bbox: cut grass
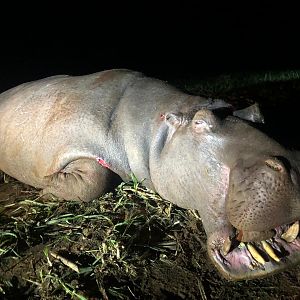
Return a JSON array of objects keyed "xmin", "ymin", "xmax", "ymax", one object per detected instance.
[{"xmin": 0, "ymin": 176, "xmax": 190, "ymax": 299}]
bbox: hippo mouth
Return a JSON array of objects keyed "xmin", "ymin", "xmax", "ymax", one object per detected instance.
[{"xmin": 207, "ymin": 221, "xmax": 300, "ymax": 280}]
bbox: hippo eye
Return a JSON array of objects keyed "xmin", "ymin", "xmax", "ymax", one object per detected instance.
[
  {"xmin": 194, "ymin": 119, "xmax": 210, "ymax": 128},
  {"xmin": 193, "ymin": 119, "xmax": 213, "ymax": 133},
  {"xmin": 192, "ymin": 109, "xmax": 217, "ymax": 133},
  {"xmin": 195, "ymin": 120, "xmax": 206, "ymax": 126}
]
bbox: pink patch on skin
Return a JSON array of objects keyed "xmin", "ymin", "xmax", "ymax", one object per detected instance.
[
  {"xmin": 160, "ymin": 113, "xmax": 165, "ymax": 120},
  {"xmin": 96, "ymin": 157, "xmax": 110, "ymax": 169}
]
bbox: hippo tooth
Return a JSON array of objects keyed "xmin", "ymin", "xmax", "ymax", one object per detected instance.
[
  {"xmin": 221, "ymin": 236, "xmax": 232, "ymax": 256},
  {"xmin": 247, "ymin": 243, "xmax": 266, "ymax": 265},
  {"xmin": 261, "ymin": 241, "xmax": 280, "ymax": 262},
  {"xmin": 281, "ymin": 221, "xmax": 299, "ymax": 243}
]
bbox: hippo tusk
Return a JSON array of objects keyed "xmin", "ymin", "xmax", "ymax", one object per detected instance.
[
  {"xmin": 281, "ymin": 221, "xmax": 299, "ymax": 243},
  {"xmin": 221, "ymin": 236, "xmax": 232, "ymax": 256},
  {"xmin": 261, "ymin": 240, "xmax": 280, "ymax": 262},
  {"xmin": 246, "ymin": 243, "xmax": 266, "ymax": 265}
]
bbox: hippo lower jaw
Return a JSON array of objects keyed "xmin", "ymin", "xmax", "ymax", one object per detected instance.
[{"xmin": 207, "ymin": 221, "xmax": 300, "ymax": 280}]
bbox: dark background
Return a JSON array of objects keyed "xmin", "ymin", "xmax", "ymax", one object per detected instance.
[{"xmin": 0, "ymin": 3, "xmax": 299, "ymax": 90}]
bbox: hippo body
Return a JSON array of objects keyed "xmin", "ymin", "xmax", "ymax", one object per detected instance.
[
  {"xmin": 0, "ymin": 70, "xmax": 197, "ymax": 194},
  {"xmin": 1, "ymin": 69, "xmax": 300, "ymax": 280}
]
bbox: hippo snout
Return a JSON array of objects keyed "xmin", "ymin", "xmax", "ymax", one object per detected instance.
[
  {"xmin": 226, "ymin": 156, "xmax": 300, "ymax": 239},
  {"xmin": 206, "ymin": 155, "xmax": 300, "ymax": 280}
]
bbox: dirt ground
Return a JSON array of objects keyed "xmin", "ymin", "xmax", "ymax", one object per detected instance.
[{"xmin": 1, "ymin": 73, "xmax": 300, "ymax": 299}]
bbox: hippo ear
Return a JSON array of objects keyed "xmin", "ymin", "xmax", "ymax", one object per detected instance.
[
  {"xmin": 164, "ymin": 112, "xmax": 184, "ymax": 128},
  {"xmin": 233, "ymin": 103, "xmax": 265, "ymax": 124},
  {"xmin": 163, "ymin": 112, "xmax": 185, "ymax": 143},
  {"xmin": 192, "ymin": 109, "xmax": 217, "ymax": 133}
]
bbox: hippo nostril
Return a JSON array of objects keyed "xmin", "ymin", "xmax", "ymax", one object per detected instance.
[{"xmin": 265, "ymin": 158, "xmax": 285, "ymax": 172}]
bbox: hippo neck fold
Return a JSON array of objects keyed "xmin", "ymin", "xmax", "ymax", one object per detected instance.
[
  {"xmin": 108, "ymin": 76, "xmax": 233, "ymax": 235},
  {"xmin": 147, "ymin": 112, "xmax": 232, "ymax": 235},
  {"xmin": 111, "ymin": 77, "xmax": 205, "ymax": 188}
]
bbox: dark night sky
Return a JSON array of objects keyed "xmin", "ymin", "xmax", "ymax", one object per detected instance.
[{"xmin": 0, "ymin": 3, "xmax": 299, "ymax": 90}]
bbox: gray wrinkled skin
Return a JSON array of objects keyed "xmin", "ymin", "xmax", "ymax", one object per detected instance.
[{"xmin": 1, "ymin": 69, "xmax": 300, "ymax": 280}]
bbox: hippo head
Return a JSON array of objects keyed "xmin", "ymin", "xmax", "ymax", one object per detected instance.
[{"xmin": 150, "ymin": 103, "xmax": 300, "ymax": 280}]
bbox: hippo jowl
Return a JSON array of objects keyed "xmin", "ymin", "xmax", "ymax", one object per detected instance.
[{"xmin": 0, "ymin": 69, "xmax": 300, "ymax": 280}]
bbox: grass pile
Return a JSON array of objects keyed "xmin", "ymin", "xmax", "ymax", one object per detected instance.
[{"xmin": 0, "ymin": 174, "xmax": 204, "ymax": 299}]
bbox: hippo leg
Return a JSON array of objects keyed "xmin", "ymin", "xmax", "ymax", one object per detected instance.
[{"xmin": 42, "ymin": 158, "xmax": 118, "ymax": 201}]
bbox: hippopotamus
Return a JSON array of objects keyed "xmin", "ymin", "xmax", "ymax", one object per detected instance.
[{"xmin": 0, "ymin": 69, "xmax": 300, "ymax": 280}]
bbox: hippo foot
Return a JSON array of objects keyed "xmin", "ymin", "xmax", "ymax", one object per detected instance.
[
  {"xmin": 208, "ymin": 221, "xmax": 300, "ymax": 280},
  {"xmin": 42, "ymin": 158, "xmax": 117, "ymax": 201}
]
